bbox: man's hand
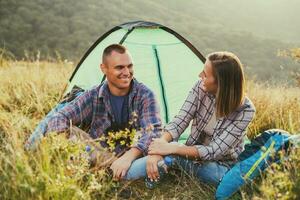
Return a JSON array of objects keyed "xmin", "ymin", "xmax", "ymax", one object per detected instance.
[
  {"xmin": 109, "ymin": 147, "xmax": 142, "ymax": 181},
  {"xmin": 146, "ymin": 154, "xmax": 164, "ymax": 181},
  {"xmin": 110, "ymin": 155, "xmax": 132, "ymax": 180}
]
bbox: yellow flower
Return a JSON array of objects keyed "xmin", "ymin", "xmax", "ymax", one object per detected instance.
[
  {"xmin": 115, "ymin": 132, "xmax": 122, "ymax": 139},
  {"xmin": 108, "ymin": 132, "xmax": 114, "ymax": 138},
  {"xmin": 99, "ymin": 136, "xmax": 106, "ymax": 141}
]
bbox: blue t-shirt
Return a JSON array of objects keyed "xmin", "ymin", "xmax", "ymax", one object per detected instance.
[{"xmin": 109, "ymin": 93, "xmax": 129, "ymax": 125}]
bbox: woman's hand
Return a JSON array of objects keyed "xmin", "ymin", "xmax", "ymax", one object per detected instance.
[
  {"xmin": 149, "ymin": 139, "xmax": 199, "ymax": 159},
  {"xmin": 148, "ymin": 138, "xmax": 178, "ymax": 155},
  {"xmin": 146, "ymin": 154, "xmax": 164, "ymax": 181}
]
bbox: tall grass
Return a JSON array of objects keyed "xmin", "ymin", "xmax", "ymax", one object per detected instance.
[
  {"xmin": 0, "ymin": 59, "xmax": 299, "ymax": 199},
  {"xmin": 246, "ymin": 80, "xmax": 300, "ymax": 137}
]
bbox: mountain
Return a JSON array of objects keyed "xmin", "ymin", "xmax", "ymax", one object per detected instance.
[{"xmin": 0, "ymin": 0, "xmax": 299, "ymax": 83}]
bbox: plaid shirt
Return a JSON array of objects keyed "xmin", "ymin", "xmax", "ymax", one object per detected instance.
[
  {"xmin": 165, "ymin": 79, "xmax": 256, "ymax": 166},
  {"xmin": 45, "ymin": 79, "xmax": 162, "ymax": 155}
]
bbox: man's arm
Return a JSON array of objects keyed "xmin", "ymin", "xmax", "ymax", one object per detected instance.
[
  {"xmin": 132, "ymin": 89, "xmax": 162, "ymax": 155},
  {"xmin": 133, "ymin": 88, "xmax": 164, "ymax": 181},
  {"xmin": 111, "ymin": 87, "xmax": 162, "ymax": 180},
  {"xmin": 110, "ymin": 85, "xmax": 162, "ymax": 180},
  {"xmin": 25, "ymin": 90, "xmax": 95, "ymax": 150},
  {"xmin": 110, "ymin": 147, "xmax": 142, "ymax": 180},
  {"xmin": 46, "ymin": 89, "xmax": 94, "ymax": 134}
]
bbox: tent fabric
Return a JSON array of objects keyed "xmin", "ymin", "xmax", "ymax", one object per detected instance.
[{"xmin": 65, "ymin": 21, "xmax": 205, "ymax": 142}]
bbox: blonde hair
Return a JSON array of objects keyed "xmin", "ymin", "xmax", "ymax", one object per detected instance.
[{"xmin": 207, "ymin": 51, "xmax": 245, "ymax": 118}]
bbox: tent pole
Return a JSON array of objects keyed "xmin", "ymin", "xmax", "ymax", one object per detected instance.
[{"xmin": 152, "ymin": 45, "xmax": 169, "ymax": 123}]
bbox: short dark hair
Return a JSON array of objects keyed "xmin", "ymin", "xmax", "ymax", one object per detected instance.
[{"xmin": 102, "ymin": 44, "xmax": 127, "ymax": 63}]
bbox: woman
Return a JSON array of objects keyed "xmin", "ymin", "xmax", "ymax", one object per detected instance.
[{"xmin": 125, "ymin": 51, "xmax": 256, "ymax": 185}]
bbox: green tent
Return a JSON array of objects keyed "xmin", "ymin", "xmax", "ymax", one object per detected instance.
[{"xmin": 65, "ymin": 21, "xmax": 205, "ymax": 142}]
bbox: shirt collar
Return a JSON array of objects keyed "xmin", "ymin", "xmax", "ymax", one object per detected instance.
[{"xmin": 206, "ymin": 92, "xmax": 215, "ymax": 101}]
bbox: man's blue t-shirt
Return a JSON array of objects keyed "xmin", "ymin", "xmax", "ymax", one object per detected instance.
[{"xmin": 109, "ymin": 93, "xmax": 129, "ymax": 125}]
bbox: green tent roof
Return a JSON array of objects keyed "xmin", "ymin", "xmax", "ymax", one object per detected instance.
[{"xmin": 66, "ymin": 21, "xmax": 205, "ymax": 143}]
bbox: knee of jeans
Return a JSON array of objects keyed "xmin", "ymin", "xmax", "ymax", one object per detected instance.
[
  {"xmin": 197, "ymin": 162, "xmax": 228, "ymax": 185},
  {"xmin": 172, "ymin": 156, "xmax": 196, "ymax": 174},
  {"xmin": 123, "ymin": 156, "xmax": 148, "ymax": 180},
  {"xmin": 123, "ymin": 170, "xmax": 134, "ymax": 181},
  {"xmin": 123, "ymin": 166, "xmax": 140, "ymax": 181}
]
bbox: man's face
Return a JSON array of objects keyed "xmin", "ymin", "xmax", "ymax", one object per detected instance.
[
  {"xmin": 198, "ymin": 60, "xmax": 218, "ymax": 94},
  {"xmin": 101, "ymin": 51, "xmax": 134, "ymax": 92}
]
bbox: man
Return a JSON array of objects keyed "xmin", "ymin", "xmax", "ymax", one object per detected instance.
[{"xmin": 26, "ymin": 44, "xmax": 162, "ymax": 180}]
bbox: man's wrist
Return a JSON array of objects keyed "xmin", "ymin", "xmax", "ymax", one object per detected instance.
[
  {"xmin": 161, "ymin": 131, "xmax": 173, "ymax": 142},
  {"xmin": 123, "ymin": 147, "xmax": 142, "ymax": 161}
]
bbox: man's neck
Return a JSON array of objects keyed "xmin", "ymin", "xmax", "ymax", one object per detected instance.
[{"xmin": 107, "ymin": 84, "xmax": 130, "ymax": 96}]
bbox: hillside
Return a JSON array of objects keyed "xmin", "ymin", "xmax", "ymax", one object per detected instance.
[{"xmin": 0, "ymin": 0, "xmax": 300, "ymax": 83}]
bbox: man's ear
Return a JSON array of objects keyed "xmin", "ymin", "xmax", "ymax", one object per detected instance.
[{"xmin": 100, "ymin": 63, "xmax": 107, "ymax": 74}]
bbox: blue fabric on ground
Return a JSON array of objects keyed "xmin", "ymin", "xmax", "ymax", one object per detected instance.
[{"xmin": 215, "ymin": 129, "xmax": 290, "ymax": 200}]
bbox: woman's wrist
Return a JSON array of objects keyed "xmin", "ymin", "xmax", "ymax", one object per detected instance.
[
  {"xmin": 170, "ymin": 142, "xmax": 182, "ymax": 154},
  {"xmin": 170, "ymin": 144, "xmax": 199, "ymax": 158}
]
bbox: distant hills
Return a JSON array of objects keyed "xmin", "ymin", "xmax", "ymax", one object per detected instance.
[{"xmin": 1, "ymin": 0, "xmax": 299, "ymax": 84}]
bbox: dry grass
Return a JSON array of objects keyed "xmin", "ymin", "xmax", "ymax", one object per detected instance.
[
  {"xmin": 246, "ymin": 80, "xmax": 300, "ymax": 137},
  {"xmin": 0, "ymin": 60, "xmax": 299, "ymax": 200}
]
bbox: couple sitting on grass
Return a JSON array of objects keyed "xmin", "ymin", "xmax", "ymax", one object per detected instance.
[{"xmin": 26, "ymin": 44, "xmax": 256, "ymax": 186}]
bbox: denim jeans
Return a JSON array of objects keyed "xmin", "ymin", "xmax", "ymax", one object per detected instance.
[{"xmin": 125, "ymin": 155, "xmax": 229, "ymax": 186}]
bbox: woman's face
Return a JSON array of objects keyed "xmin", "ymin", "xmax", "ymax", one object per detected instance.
[{"xmin": 199, "ymin": 60, "xmax": 218, "ymax": 94}]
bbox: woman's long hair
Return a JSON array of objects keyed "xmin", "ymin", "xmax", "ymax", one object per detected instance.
[{"xmin": 207, "ymin": 52, "xmax": 245, "ymax": 118}]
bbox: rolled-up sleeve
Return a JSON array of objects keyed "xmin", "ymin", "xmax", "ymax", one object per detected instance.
[
  {"xmin": 46, "ymin": 90, "xmax": 93, "ymax": 134},
  {"xmin": 132, "ymin": 90, "xmax": 162, "ymax": 155},
  {"xmin": 196, "ymin": 107, "xmax": 255, "ymax": 161}
]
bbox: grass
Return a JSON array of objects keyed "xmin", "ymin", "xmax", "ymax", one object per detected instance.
[{"xmin": 0, "ymin": 59, "xmax": 299, "ymax": 199}]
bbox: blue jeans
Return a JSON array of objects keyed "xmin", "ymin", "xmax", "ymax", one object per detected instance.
[{"xmin": 125, "ymin": 155, "xmax": 229, "ymax": 186}]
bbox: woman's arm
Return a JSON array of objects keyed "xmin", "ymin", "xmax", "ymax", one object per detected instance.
[
  {"xmin": 146, "ymin": 131, "xmax": 172, "ymax": 181},
  {"xmin": 195, "ymin": 106, "xmax": 255, "ymax": 161},
  {"xmin": 146, "ymin": 81, "xmax": 202, "ymax": 180},
  {"xmin": 163, "ymin": 81, "xmax": 202, "ymax": 141},
  {"xmin": 149, "ymin": 101, "xmax": 256, "ymax": 161},
  {"xmin": 148, "ymin": 137, "xmax": 199, "ymax": 159}
]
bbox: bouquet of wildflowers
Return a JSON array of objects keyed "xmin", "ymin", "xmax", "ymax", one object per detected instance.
[
  {"xmin": 99, "ymin": 112, "xmax": 142, "ymax": 156},
  {"xmin": 68, "ymin": 112, "xmax": 145, "ymax": 170}
]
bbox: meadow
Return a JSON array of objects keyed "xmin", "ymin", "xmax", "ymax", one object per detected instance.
[{"xmin": 0, "ymin": 58, "xmax": 299, "ymax": 200}]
